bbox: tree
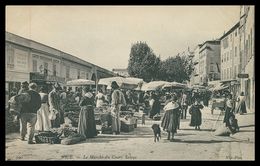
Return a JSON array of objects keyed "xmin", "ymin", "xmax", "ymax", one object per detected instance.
[
  {"xmin": 127, "ymin": 42, "xmax": 160, "ymax": 82},
  {"xmin": 159, "ymin": 55, "xmax": 194, "ymax": 83}
]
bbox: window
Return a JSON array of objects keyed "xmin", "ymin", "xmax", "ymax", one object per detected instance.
[
  {"xmin": 230, "ymin": 68, "xmax": 232, "ymax": 79},
  {"xmin": 33, "ymin": 60, "xmax": 37, "ymax": 72},
  {"xmin": 6, "ymin": 47, "xmax": 14, "ymax": 69},
  {"xmin": 210, "ymin": 65, "xmax": 214, "ymax": 72},
  {"xmin": 227, "ymin": 52, "xmax": 229, "ymax": 61},
  {"xmin": 235, "ymin": 47, "xmax": 237, "ymax": 57},
  {"xmin": 251, "ymin": 28, "xmax": 253, "ymax": 58},
  {"xmin": 227, "ymin": 68, "xmax": 229, "ymax": 79},
  {"xmin": 223, "ymin": 69, "xmax": 227, "ymax": 80},
  {"xmin": 44, "ymin": 62, "xmax": 48, "ymax": 75},
  {"xmin": 86, "ymin": 73, "xmax": 89, "ymax": 79},
  {"xmin": 66, "ymin": 66, "xmax": 70, "ymax": 78},
  {"xmin": 224, "ymin": 53, "xmax": 226, "ymax": 62},
  {"xmin": 77, "ymin": 69, "xmax": 80, "ymax": 79},
  {"xmin": 235, "ymin": 30, "xmax": 237, "ymax": 37},
  {"xmin": 53, "ymin": 63, "xmax": 56, "ymax": 76},
  {"xmin": 234, "ymin": 66, "xmax": 237, "ymax": 78},
  {"xmin": 223, "ymin": 37, "xmax": 228, "ymax": 49}
]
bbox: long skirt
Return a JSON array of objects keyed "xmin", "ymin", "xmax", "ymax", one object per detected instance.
[
  {"xmin": 190, "ymin": 110, "xmax": 202, "ymax": 126},
  {"xmin": 35, "ymin": 103, "xmax": 51, "ymax": 131},
  {"xmin": 77, "ymin": 106, "xmax": 97, "ymax": 138},
  {"xmin": 236, "ymin": 101, "xmax": 247, "ymax": 114},
  {"xmin": 111, "ymin": 106, "xmax": 121, "ymax": 133},
  {"xmin": 223, "ymin": 107, "xmax": 233, "ymax": 127},
  {"xmin": 161, "ymin": 109, "xmax": 179, "ymax": 133}
]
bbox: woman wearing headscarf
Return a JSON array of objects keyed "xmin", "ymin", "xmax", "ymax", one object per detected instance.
[
  {"xmin": 110, "ymin": 81, "xmax": 126, "ymax": 135},
  {"xmin": 235, "ymin": 92, "xmax": 247, "ymax": 115},
  {"xmin": 35, "ymin": 86, "xmax": 51, "ymax": 131},
  {"xmin": 95, "ymin": 89, "xmax": 105, "ymax": 108},
  {"xmin": 161, "ymin": 95, "xmax": 180, "ymax": 142},
  {"xmin": 78, "ymin": 86, "xmax": 97, "ymax": 138}
]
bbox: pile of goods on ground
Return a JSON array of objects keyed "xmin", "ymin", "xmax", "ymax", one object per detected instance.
[
  {"xmin": 5, "ymin": 108, "xmax": 20, "ymax": 134},
  {"xmin": 34, "ymin": 126, "xmax": 85, "ymax": 145},
  {"xmin": 64, "ymin": 111, "xmax": 80, "ymax": 127}
]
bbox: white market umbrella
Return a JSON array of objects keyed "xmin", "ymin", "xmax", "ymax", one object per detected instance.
[
  {"xmin": 163, "ymin": 81, "xmax": 187, "ymax": 89},
  {"xmin": 66, "ymin": 79, "xmax": 95, "ymax": 86},
  {"xmin": 141, "ymin": 81, "xmax": 169, "ymax": 91},
  {"xmin": 98, "ymin": 77, "xmax": 139, "ymax": 90}
]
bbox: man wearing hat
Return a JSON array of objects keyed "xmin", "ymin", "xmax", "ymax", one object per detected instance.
[
  {"xmin": 48, "ymin": 82, "xmax": 63, "ymax": 128},
  {"xmin": 110, "ymin": 81, "xmax": 126, "ymax": 135},
  {"xmin": 19, "ymin": 82, "xmax": 41, "ymax": 144},
  {"xmin": 18, "ymin": 81, "xmax": 29, "ymax": 94}
]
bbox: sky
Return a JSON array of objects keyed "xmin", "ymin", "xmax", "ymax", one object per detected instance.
[{"xmin": 6, "ymin": 6, "xmax": 241, "ymax": 71}]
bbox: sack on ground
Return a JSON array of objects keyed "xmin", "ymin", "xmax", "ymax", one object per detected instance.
[
  {"xmin": 61, "ymin": 133, "xmax": 86, "ymax": 145},
  {"xmin": 214, "ymin": 125, "xmax": 231, "ymax": 136}
]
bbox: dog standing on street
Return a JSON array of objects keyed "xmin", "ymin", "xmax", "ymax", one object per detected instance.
[{"xmin": 151, "ymin": 124, "xmax": 161, "ymax": 142}]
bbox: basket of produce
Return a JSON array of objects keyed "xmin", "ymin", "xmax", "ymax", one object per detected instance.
[
  {"xmin": 64, "ymin": 111, "xmax": 79, "ymax": 127},
  {"xmin": 153, "ymin": 114, "xmax": 161, "ymax": 121},
  {"xmin": 34, "ymin": 131, "xmax": 62, "ymax": 144}
]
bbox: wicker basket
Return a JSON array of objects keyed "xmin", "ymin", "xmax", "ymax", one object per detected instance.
[{"xmin": 35, "ymin": 131, "xmax": 61, "ymax": 144}]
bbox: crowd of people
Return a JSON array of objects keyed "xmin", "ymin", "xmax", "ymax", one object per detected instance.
[{"xmin": 7, "ymin": 80, "xmax": 247, "ymax": 144}]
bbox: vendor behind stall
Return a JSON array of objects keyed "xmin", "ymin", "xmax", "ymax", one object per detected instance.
[{"xmin": 110, "ymin": 81, "xmax": 126, "ymax": 135}]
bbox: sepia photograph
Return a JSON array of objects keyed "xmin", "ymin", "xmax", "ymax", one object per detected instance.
[{"xmin": 5, "ymin": 5, "xmax": 255, "ymax": 160}]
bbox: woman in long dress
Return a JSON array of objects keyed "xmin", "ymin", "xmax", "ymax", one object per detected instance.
[
  {"xmin": 161, "ymin": 95, "xmax": 180, "ymax": 142},
  {"xmin": 235, "ymin": 92, "xmax": 247, "ymax": 115},
  {"xmin": 35, "ymin": 87, "xmax": 51, "ymax": 131},
  {"xmin": 77, "ymin": 86, "xmax": 97, "ymax": 138},
  {"xmin": 189, "ymin": 98, "xmax": 203, "ymax": 130}
]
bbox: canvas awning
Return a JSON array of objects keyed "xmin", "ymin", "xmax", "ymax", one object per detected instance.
[{"xmin": 66, "ymin": 79, "xmax": 95, "ymax": 86}]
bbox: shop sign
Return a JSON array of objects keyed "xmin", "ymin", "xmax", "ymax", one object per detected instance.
[{"xmin": 238, "ymin": 74, "xmax": 249, "ymax": 78}]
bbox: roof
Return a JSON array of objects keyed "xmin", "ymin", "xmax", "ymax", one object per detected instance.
[
  {"xmin": 219, "ymin": 22, "xmax": 240, "ymax": 40},
  {"xmin": 6, "ymin": 31, "xmax": 114, "ymax": 75}
]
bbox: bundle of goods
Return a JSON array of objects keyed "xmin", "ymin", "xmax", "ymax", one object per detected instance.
[
  {"xmin": 34, "ymin": 131, "xmax": 62, "ymax": 144},
  {"xmin": 100, "ymin": 114, "xmax": 113, "ymax": 134},
  {"xmin": 8, "ymin": 93, "xmax": 31, "ymax": 122},
  {"xmin": 64, "ymin": 102, "xmax": 81, "ymax": 112},
  {"xmin": 153, "ymin": 114, "xmax": 162, "ymax": 121},
  {"xmin": 63, "ymin": 126, "xmax": 78, "ymax": 137},
  {"xmin": 61, "ymin": 133, "xmax": 86, "ymax": 145},
  {"xmin": 64, "ymin": 111, "xmax": 80, "ymax": 127},
  {"xmin": 120, "ymin": 114, "xmax": 137, "ymax": 132}
]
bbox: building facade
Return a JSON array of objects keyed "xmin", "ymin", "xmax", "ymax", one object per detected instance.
[
  {"xmin": 220, "ymin": 22, "xmax": 240, "ymax": 81},
  {"xmin": 5, "ymin": 32, "xmax": 115, "ymax": 100},
  {"xmin": 198, "ymin": 40, "xmax": 221, "ymax": 85},
  {"xmin": 239, "ymin": 6, "xmax": 255, "ymax": 112},
  {"xmin": 190, "ymin": 45, "xmax": 201, "ymax": 86}
]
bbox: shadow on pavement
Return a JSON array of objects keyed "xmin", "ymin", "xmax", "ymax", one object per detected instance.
[
  {"xmin": 170, "ymin": 139, "xmax": 241, "ymax": 144},
  {"xmin": 180, "ymin": 128, "xmax": 214, "ymax": 132},
  {"xmin": 239, "ymin": 124, "xmax": 255, "ymax": 128}
]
